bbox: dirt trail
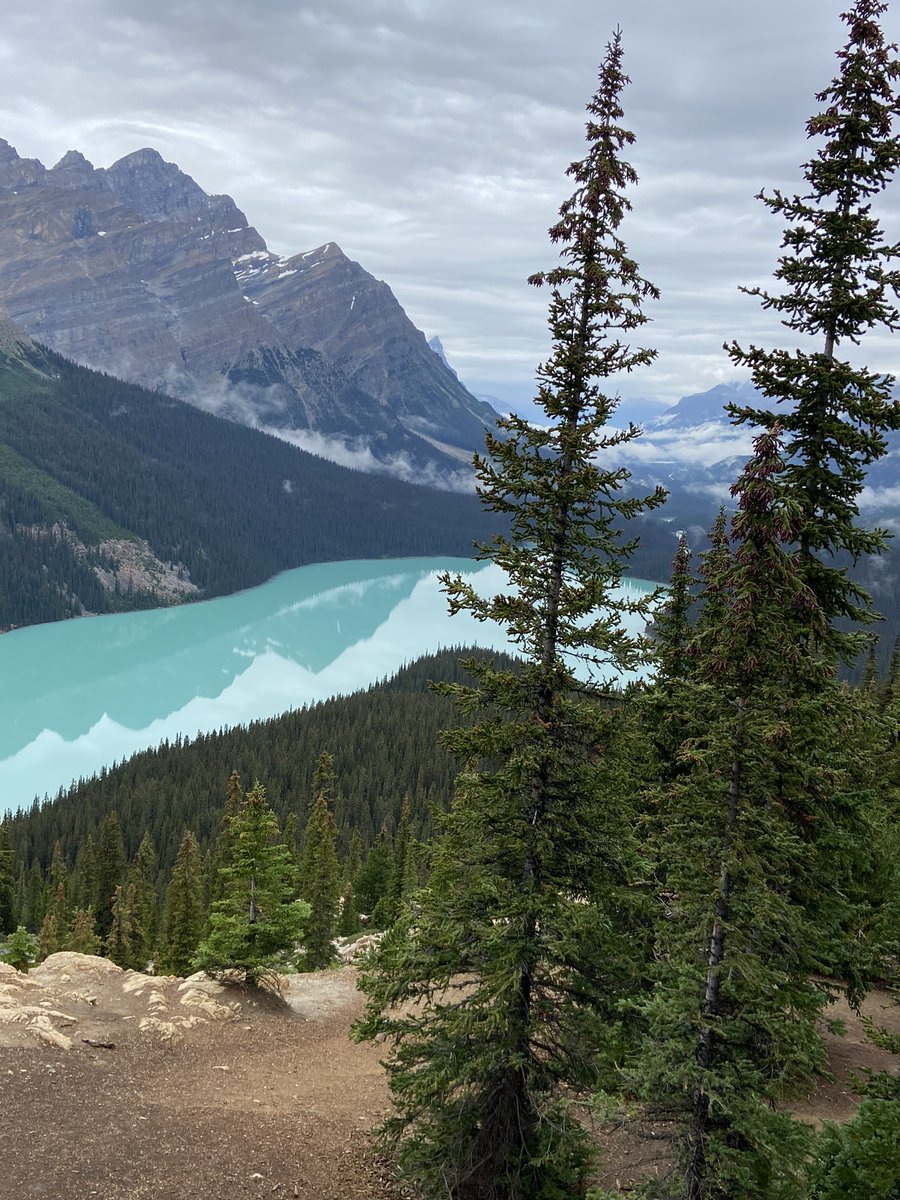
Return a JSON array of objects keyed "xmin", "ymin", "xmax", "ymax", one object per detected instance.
[
  {"xmin": 0, "ymin": 964, "xmax": 392, "ymax": 1200},
  {"xmin": 0, "ymin": 954, "xmax": 897, "ymax": 1199}
]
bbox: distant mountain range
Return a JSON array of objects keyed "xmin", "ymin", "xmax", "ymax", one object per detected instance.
[
  {"xmin": 0, "ymin": 140, "xmax": 498, "ymax": 481},
  {"xmin": 611, "ymin": 380, "xmax": 900, "ymax": 539}
]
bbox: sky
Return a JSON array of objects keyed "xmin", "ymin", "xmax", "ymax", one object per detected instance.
[{"xmin": 2, "ymin": 1, "xmax": 899, "ymax": 412}]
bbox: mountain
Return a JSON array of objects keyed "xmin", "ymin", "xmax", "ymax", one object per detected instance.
[
  {"xmin": 0, "ymin": 140, "xmax": 498, "ymax": 479},
  {"xmin": 622, "ymin": 378, "xmax": 900, "ymax": 530},
  {"xmin": 613, "ymin": 379, "xmax": 900, "ymax": 658},
  {"xmin": 0, "ymin": 316, "xmax": 502, "ymax": 630}
]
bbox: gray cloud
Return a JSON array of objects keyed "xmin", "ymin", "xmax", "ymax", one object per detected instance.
[
  {"xmin": 264, "ymin": 425, "xmax": 476, "ymax": 493},
  {"xmin": 3, "ymin": 1, "xmax": 898, "ymax": 411}
]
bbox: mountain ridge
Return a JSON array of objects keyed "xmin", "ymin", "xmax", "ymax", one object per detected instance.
[
  {"xmin": 0, "ymin": 139, "xmax": 498, "ymax": 481},
  {"xmin": 0, "ymin": 316, "xmax": 503, "ymax": 630}
]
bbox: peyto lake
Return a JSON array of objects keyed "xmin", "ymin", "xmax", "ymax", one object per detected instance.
[{"xmin": 0, "ymin": 557, "xmax": 659, "ymax": 815}]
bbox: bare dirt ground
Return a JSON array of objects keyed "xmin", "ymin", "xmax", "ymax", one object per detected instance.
[
  {"xmin": 0, "ymin": 956, "xmax": 393, "ymax": 1200},
  {"xmin": 0, "ymin": 954, "xmax": 897, "ymax": 1200}
]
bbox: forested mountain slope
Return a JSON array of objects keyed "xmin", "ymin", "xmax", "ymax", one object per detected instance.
[{"xmin": 0, "ymin": 328, "xmax": 502, "ymax": 629}]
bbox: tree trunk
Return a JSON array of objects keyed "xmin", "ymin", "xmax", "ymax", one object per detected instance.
[{"xmin": 684, "ymin": 696, "xmax": 745, "ymax": 1200}]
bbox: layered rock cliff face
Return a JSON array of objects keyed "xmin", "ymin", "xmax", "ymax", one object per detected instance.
[{"xmin": 0, "ymin": 140, "xmax": 497, "ymax": 474}]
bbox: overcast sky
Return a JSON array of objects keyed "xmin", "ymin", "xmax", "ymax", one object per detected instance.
[{"xmin": 3, "ymin": 1, "xmax": 899, "ymax": 411}]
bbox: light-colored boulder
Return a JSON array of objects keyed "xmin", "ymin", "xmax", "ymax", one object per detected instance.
[{"xmin": 178, "ymin": 987, "xmax": 235, "ymax": 1021}]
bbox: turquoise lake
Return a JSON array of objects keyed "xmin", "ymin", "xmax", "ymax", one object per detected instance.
[{"xmin": 0, "ymin": 557, "xmax": 658, "ymax": 815}]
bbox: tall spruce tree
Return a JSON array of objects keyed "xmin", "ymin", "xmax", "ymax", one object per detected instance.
[
  {"xmin": 722, "ymin": 0, "xmax": 900, "ymax": 992},
  {"xmin": 158, "ymin": 829, "xmax": 205, "ymax": 976},
  {"xmin": 66, "ymin": 908, "xmax": 100, "ymax": 956},
  {"xmin": 128, "ymin": 832, "xmax": 159, "ymax": 966},
  {"xmin": 93, "ymin": 811, "xmax": 127, "ymax": 939},
  {"xmin": 356, "ymin": 31, "xmax": 664, "ymax": 1200},
  {"xmin": 0, "ymin": 820, "xmax": 16, "ymax": 934},
  {"xmin": 299, "ymin": 755, "xmax": 341, "ymax": 969},
  {"xmin": 727, "ymin": 0, "xmax": 900, "ymax": 664},
  {"xmin": 639, "ymin": 430, "xmax": 876, "ymax": 1199},
  {"xmin": 194, "ymin": 783, "xmax": 309, "ymax": 986}
]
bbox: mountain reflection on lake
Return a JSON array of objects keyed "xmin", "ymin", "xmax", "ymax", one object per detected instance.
[{"xmin": 0, "ymin": 557, "xmax": 658, "ymax": 814}]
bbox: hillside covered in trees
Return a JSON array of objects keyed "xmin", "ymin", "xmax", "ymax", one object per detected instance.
[{"xmin": 0, "ymin": 328, "xmax": 506, "ymax": 629}]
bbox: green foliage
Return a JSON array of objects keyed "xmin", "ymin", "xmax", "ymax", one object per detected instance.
[
  {"xmin": 651, "ymin": 534, "xmax": 693, "ymax": 687},
  {"xmin": 337, "ymin": 882, "xmax": 361, "ymax": 938},
  {"xmin": 66, "ymin": 909, "xmax": 100, "ymax": 956},
  {"xmin": 194, "ymin": 783, "xmax": 309, "ymax": 986},
  {"xmin": 93, "ymin": 811, "xmax": 127, "ymax": 940},
  {"xmin": 357, "ymin": 33, "xmax": 664, "ymax": 1199},
  {"xmin": 626, "ymin": 12, "xmax": 900, "ymax": 1193},
  {"xmin": 21, "ymin": 861, "xmax": 45, "ymax": 932},
  {"xmin": 355, "ymin": 828, "xmax": 394, "ymax": 918},
  {"xmin": 4, "ymin": 924, "xmax": 39, "ymax": 972},
  {"xmin": 37, "ymin": 912, "xmax": 63, "ymax": 960},
  {"xmin": 371, "ymin": 796, "xmax": 414, "ymax": 929},
  {"xmin": 638, "ymin": 431, "xmax": 877, "ymax": 1199},
  {"xmin": 0, "ymin": 441, "xmax": 130, "ymax": 544},
  {"xmin": 727, "ymin": 0, "xmax": 900, "ymax": 665},
  {"xmin": 158, "ymin": 829, "xmax": 205, "ymax": 976},
  {"xmin": 127, "ymin": 833, "xmax": 160, "ymax": 967},
  {"xmin": 6, "ymin": 649, "xmax": 501, "ymax": 888},
  {"xmin": 105, "ymin": 883, "xmax": 145, "ymax": 970},
  {"xmin": 811, "ymin": 1100, "xmax": 900, "ymax": 1199},
  {"xmin": 0, "ymin": 341, "xmax": 503, "ymax": 630},
  {"xmin": 0, "ymin": 821, "xmax": 16, "ymax": 934},
  {"xmin": 299, "ymin": 754, "xmax": 341, "ymax": 969}
]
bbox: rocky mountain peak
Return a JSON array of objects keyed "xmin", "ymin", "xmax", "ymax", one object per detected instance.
[
  {"xmin": 99, "ymin": 148, "xmax": 215, "ymax": 223},
  {"xmin": 47, "ymin": 149, "xmax": 102, "ymax": 191},
  {"xmin": 0, "ymin": 138, "xmax": 499, "ymax": 478},
  {"xmin": 52, "ymin": 149, "xmax": 94, "ymax": 170},
  {"xmin": 0, "ymin": 139, "xmax": 46, "ymax": 190}
]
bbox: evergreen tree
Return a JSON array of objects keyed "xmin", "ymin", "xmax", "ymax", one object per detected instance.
[
  {"xmin": 21, "ymin": 862, "xmax": 45, "ymax": 932},
  {"xmin": 93, "ymin": 811, "xmax": 127, "ymax": 939},
  {"xmin": 651, "ymin": 534, "xmax": 694, "ymax": 687},
  {"xmin": 356, "ymin": 32, "xmax": 664, "ymax": 1200},
  {"xmin": 37, "ymin": 912, "xmax": 64, "ymax": 960},
  {"xmin": 70, "ymin": 832, "xmax": 97, "ymax": 913},
  {"xmin": 337, "ymin": 881, "xmax": 362, "ymax": 938},
  {"xmin": 14, "ymin": 863, "xmax": 26, "ymax": 926},
  {"xmin": 49, "ymin": 890, "xmax": 72, "ymax": 946},
  {"xmin": 354, "ymin": 826, "xmax": 394, "ymax": 917},
  {"xmin": 343, "ymin": 829, "xmax": 364, "ymax": 886},
  {"xmin": 299, "ymin": 755, "xmax": 341, "ymax": 969},
  {"xmin": 209, "ymin": 771, "xmax": 245, "ymax": 908},
  {"xmin": 105, "ymin": 883, "xmax": 142, "ymax": 969},
  {"xmin": 639, "ymin": 429, "xmax": 864, "ymax": 1199},
  {"xmin": 281, "ymin": 812, "xmax": 300, "ymax": 891},
  {"xmin": 128, "ymin": 832, "xmax": 159, "ymax": 967},
  {"xmin": 0, "ymin": 820, "xmax": 16, "ymax": 934},
  {"xmin": 158, "ymin": 829, "xmax": 205, "ymax": 976},
  {"xmin": 727, "ymin": 0, "xmax": 900, "ymax": 665},
  {"xmin": 47, "ymin": 841, "xmax": 70, "ymax": 939},
  {"xmin": 372, "ymin": 796, "xmax": 415, "ymax": 928},
  {"xmin": 723, "ymin": 0, "xmax": 900, "ymax": 991},
  {"xmin": 66, "ymin": 908, "xmax": 101, "ymax": 956},
  {"xmin": 194, "ymin": 783, "xmax": 309, "ymax": 986},
  {"xmin": 310, "ymin": 751, "xmax": 336, "ymax": 816},
  {"xmin": 643, "ymin": 535, "xmax": 696, "ymax": 796}
]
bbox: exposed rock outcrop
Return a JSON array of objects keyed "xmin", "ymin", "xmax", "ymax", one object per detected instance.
[{"xmin": 0, "ymin": 953, "xmax": 239, "ymax": 1050}]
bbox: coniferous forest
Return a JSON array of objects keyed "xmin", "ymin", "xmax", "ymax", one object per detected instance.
[
  {"xmin": 3, "ymin": 3, "xmax": 900, "ymax": 1198},
  {"xmin": 0, "ymin": 339, "xmax": 508, "ymax": 629}
]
